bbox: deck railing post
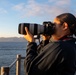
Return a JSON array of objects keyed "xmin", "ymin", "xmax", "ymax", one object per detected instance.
[
  {"xmin": 1, "ymin": 54, "xmax": 25, "ymax": 75},
  {"xmin": 16, "ymin": 55, "xmax": 21, "ymax": 75},
  {"xmin": 1, "ymin": 66, "xmax": 9, "ymax": 75}
]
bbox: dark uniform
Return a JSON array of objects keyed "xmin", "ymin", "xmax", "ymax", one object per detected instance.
[{"xmin": 24, "ymin": 37, "xmax": 76, "ymax": 75}]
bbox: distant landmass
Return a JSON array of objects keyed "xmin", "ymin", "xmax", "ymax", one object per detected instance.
[
  {"xmin": 0, "ymin": 37, "xmax": 26, "ymax": 42},
  {"xmin": 1, "ymin": 36, "xmax": 75, "ymax": 42}
]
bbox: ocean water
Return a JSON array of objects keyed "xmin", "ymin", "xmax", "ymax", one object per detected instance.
[{"xmin": 0, "ymin": 42, "xmax": 27, "ymax": 75}]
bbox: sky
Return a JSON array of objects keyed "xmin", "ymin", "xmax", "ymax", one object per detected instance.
[{"xmin": 0, "ymin": 0, "xmax": 76, "ymax": 37}]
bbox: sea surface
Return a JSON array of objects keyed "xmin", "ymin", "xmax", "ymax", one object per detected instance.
[{"xmin": 0, "ymin": 42, "xmax": 27, "ymax": 75}]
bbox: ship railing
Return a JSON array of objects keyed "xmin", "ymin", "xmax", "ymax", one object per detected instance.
[{"xmin": 0, "ymin": 54, "xmax": 25, "ymax": 75}]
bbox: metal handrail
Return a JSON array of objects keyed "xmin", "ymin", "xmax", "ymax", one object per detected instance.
[
  {"xmin": 0, "ymin": 54, "xmax": 25, "ymax": 75},
  {"xmin": 9, "ymin": 59, "xmax": 18, "ymax": 69}
]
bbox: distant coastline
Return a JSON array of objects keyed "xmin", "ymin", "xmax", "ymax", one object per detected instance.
[{"xmin": 0, "ymin": 37, "xmax": 26, "ymax": 42}]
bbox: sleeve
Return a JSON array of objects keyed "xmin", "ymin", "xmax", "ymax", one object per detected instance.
[
  {"xmin": 24, "ymin": 42, "xmax": 37, "ymax": 74},
  {"xmin": 24, "ymin": 40, "xmax": 49, "ymax": 74}
]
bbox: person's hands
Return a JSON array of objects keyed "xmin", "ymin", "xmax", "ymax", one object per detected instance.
[
  {"xmin": 41, "ymin": 35, "xmax": 50, "ymax": 41},
  {"xmin": 24, "ymin": 27, "xmax": 35, "ymax": 42}
]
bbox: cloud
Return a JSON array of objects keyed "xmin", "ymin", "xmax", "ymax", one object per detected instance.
[
  {"xmin": 12, "ymin": 0, "xmax": 43, "ymax": 17},
  {"xmin": 12, "ymin": 3, "xmax": 25, "ymax": 11},
  {"xmin": 0, "ymin": 8, "xmax": 7, "ymax": 14},
  {"xmin": 48, "ymin": 0, "xmax": 70, "ymax": 4},
  {"xmin": 12, "ymin": 0, "xmax": 76, "ymax": 18}
]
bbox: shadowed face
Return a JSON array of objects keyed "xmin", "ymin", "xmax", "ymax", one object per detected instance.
[
  {"xmin": 53, "ymin": 18, "xmax": 64, "ymax": 36},
  {"xmin": 52, "ymin": 18, "xmax": 70, "ymax": 40}
]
